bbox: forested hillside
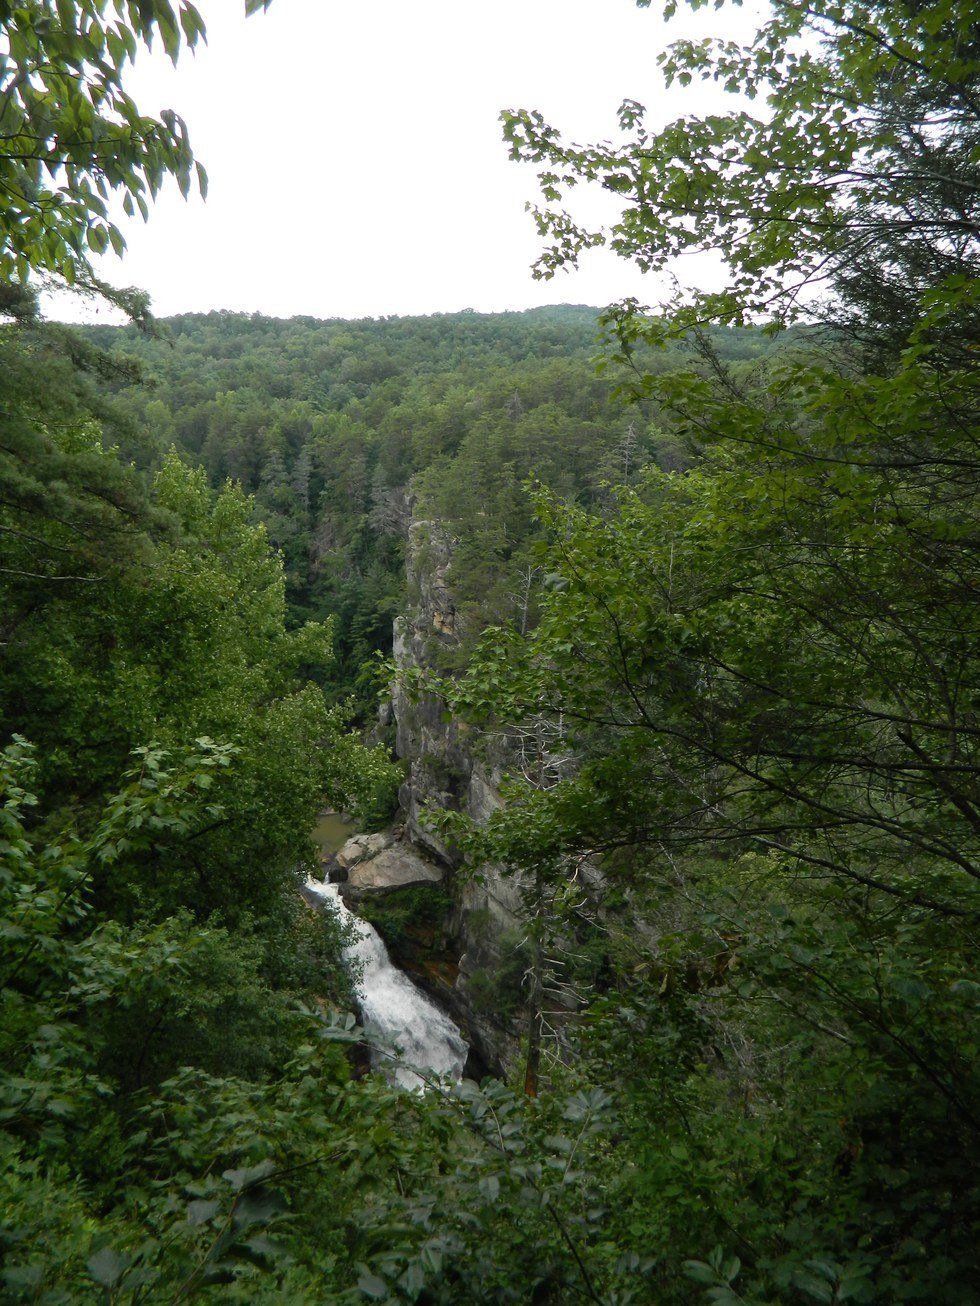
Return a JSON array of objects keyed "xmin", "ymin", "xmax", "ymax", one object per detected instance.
[
  {"xmin": 1, "ymin": 0, "xmax": 978, "ymax": 1303},
  {"xmin": 86, "ymin": 308, "xmax": 773, "ymax": 695}
]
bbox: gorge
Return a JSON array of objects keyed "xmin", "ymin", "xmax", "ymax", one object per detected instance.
[{"xmin": 3, "ymin": 0, "xmax": 978, "ymax": 1284}]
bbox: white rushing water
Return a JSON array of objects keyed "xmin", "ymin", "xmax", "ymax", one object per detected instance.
[{"xmin": 305, "ymin": 879, "xmax": 468, "ymax": 1091}]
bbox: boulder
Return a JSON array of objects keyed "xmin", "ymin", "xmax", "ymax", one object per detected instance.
[
  {"xmin": 326, "ymin": 860, "xmax": 348, "ymax": 884},
  {"xmin": 335, "ymin": 831, "xmax": 392, "ymax": 871},
  {"xmin": 346, "ymin": 844, "xmax": 444, "ymax": 894}
]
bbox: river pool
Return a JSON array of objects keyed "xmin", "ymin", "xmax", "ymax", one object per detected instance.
[{"xmin": 312, "ymin": 809, "xmax": 356, "ymax": 856}]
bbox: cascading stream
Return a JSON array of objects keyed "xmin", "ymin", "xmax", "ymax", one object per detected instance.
[{"xmin": 305, "ymin": 878, "xmax": 468, "ymax": 1091}]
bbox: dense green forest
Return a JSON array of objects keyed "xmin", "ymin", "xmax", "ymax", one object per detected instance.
[
  {"xmin": 83, "ymin": 308, "xmax": 774, "ymax": 697},
  {"xmin": 1, "ymin": 0, "xmax": 978, "ymax": 1303}
]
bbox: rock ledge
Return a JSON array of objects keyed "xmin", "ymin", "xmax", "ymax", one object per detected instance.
[{"xmin": 345, "ymin": 843, "xmax": 444, "ymax": 897}]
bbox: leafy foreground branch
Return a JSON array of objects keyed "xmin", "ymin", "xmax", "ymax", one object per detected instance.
[
  {"xmin": 0, "ymin": 737, "xmax": 644, "ymax": 1303},
  {"xmin": 425, "ymin": 0, "xmax": 980, "ymax": 1299}
]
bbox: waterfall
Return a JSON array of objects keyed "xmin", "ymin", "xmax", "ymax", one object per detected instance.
[{"xmin": 305, "ymin": 879, "xmax": 468, "ymax": 1091}]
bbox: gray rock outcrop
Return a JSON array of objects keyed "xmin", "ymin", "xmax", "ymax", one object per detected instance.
[
  {"xmin": 346, "ymin": 844, "xmax": 444, "ymax": 896},
  {"xmin": 336, "ymin": 831, "xmax": 392, "ymax": 871},
  {"xmin": 389, "ymin": 517, "xmax": 530, "ymax": 1073}
]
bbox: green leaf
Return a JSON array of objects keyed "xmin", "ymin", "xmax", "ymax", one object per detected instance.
[
  {"xmin": 223, "ymin": 1159, "xmax": 277, "ymax": 1191},
  {"xmin": 87, "ymin": 1247, "xmax": 127, "ymax": 1288},
  {"xmin": 357, "ymin": 1267, "xmax": 391, "ymax": 1299},
  {"xmin": 233, "ymin": 1188, "xmax": 287, "ymax": 1230},
  {"xmin": 186, "ymin": 1199, "xmax": 221, "ymax": 1226}
]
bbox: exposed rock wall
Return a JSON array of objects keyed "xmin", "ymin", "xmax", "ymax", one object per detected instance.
[{"xmin": 390, "ymin": 518, "xmax": 527, "ymax": 1074}]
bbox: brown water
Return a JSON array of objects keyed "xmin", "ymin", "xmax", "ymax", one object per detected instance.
[{"xmin": 312, "ymin": 810, "xmax": 357, "ymax": 856}]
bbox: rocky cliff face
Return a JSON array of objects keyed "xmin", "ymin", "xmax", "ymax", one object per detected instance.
[{"xmin": 390, "ymin": 518, "xmax": 527, "ymax": 1074}]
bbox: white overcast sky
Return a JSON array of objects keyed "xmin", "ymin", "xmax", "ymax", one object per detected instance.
[{"xmin": 54, "ymin": 0, "xmax": 765, "ymax": 322}]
